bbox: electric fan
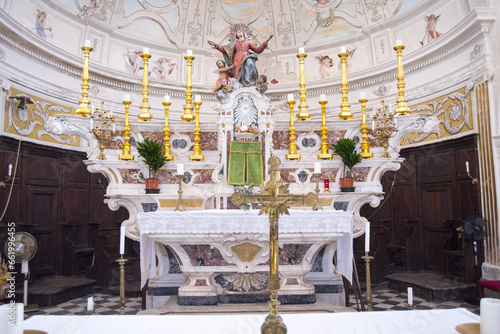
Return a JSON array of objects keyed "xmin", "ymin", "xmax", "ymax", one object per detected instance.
[
  {"xmin": 463, "ymin": 216, "xmax": 487, "ymax": 304},
  {"xmin": 4, "ymin": 232, "xmax": 39, "ymax": 312},
  {"xmin": 464, "ymin": 216, "xmax": 487, "ymax": 241}
]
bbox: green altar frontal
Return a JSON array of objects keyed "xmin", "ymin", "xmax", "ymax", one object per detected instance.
[{"xmin": 227, "ymin": 141, "xmax": 263, "ymax": 185}]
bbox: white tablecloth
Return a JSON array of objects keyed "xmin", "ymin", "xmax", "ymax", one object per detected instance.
[
  {"xmin": 24, "ymin": 308, "xmax": 479, "ymax": 334},
  {"xmin": 138, "ymin": 209, "xmax": 354, "ymax": 288}
]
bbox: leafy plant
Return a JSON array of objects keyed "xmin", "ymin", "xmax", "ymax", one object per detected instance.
[
  {"xmin": 136, "ymin": 139, "xmax": 167, "ymax": 179},
  {"xmin": 331, "ymin": 138, "xmax": 362, "ymax": 177}
]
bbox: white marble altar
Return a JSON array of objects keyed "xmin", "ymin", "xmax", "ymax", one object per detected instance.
[{"xmin": 139, "ymin": 209, "xmax": 353, "ymax": 306}]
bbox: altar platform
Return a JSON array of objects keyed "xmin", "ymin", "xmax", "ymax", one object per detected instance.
[{"xmin": 23, "ymin": 308, "xmax": 480, "ymax": 333}]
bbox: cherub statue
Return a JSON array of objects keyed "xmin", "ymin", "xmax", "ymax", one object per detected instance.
[
  {"xmin": 212, "ymin": 60, "xmax": 233, "ymax": 95},
  {"xmin": 256, "ymin": 74, "xmax": 268, "ymax": 93}
]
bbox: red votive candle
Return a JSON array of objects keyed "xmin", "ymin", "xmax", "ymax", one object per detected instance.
[{"xmin": 324, "ymin": 179, "xmax": 329, "ymax": 192}]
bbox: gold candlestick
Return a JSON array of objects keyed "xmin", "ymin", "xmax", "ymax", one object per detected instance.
[
  {"xmin": 372, "ymin": 100, "xmax": 397, "ymax": 158},
  {"xmin": 175, "ymin": 174, "xmax": 185, "ymax": 212},
  {"xmin": 362, "ymin": 252, "xmax": 374, "ymax": 311},
  {"xmin": 296, "ymin": 51, "xmax": 310, "ymax": 121},
  {"xmin": 359, "ymin": 98, "xmax": 373, "ymax": 159},
  {"xmin": 231, "ymin": 156, "xmax": 316, "ymax": 334},
  {"xmin": 119, "ymin": 99, "xmax": 134, "ymax": 161},
  {"xmin": 394, "ymin": 43, "xmax": 410, "ymax": 115},
  {"xmin": 181, "ymin": 54, "xmax": 195, "ymax": 122},
  {"xmin": 312, "ymin": 173, "xmax": 323, "ymax": 211},
  {"xmin": 338, "ymin": 51, "xmax": 353, "ymax": 120},
  {"xmin": 162, "ymin": 101, "xmax": 174, "ymax": 161},
  {"xmin": 189, "ymin": 100, "xmax": 204, "ymax": 161},
  {"xmin": 116, "ymin": 254, "xmax": 128, "ymax": 315},
  {"xmin": 138, "ymin": 51, "xmax": 152, "ymax": 121},
  {"xmin": 318, "ymin": 100, "xmax": 332, "ymax": 160},
  {"xmin": 90, "ymin": 102, "xmax": 116, "ymax": 160},
  {"xmin": 286, "ymin": 99, "xmax": 301, "ymax": 160},
  {"xmin": 76, "ymin": 44, "xmax": 93, "ymax": 117}
]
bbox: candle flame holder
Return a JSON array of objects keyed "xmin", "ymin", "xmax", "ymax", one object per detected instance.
[
  {"xmin": 116, "ymin": 255, "xmax": 128, "ymax": 315},
  {"xmin": 76, "ymin": 44, "xmax": 93, "ymax": 117},
  {"xmin": 296, "ymin": 51, "xmax": 310, "ymax": 121},
  {"xmin": 175, "ymin": 174, "xmax": 185, "ymax": 211},
  {"xmin": 286, "ymin": 99, "xmax": 301, "ymax": 160}
]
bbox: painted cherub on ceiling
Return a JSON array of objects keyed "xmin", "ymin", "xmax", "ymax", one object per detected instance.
[
  {"xmin": 420, "ymin": 14, "xmax": 443, "ymax": 46},
  {"xmin": 77, "ymin": 0, "xmax": 99, "ymax": 25},
  {"xmin": 35, "ymin": 10, "xmax": 52, "ymax": 39},
  {"xmin": 315, "ymin": 55, "xmax": 334, "ymax": 79},
  {"xmin": 337, "ymin": 48, "xmax": 356, "ymax": 73}
]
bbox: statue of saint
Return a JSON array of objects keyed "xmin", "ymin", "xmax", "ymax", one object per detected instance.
[{"xmin": 208, "ymin": 31, "xmax": 273, "ymax": 87}]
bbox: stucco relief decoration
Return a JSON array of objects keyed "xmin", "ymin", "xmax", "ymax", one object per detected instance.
[
  {"xmin": 6, "ymin": 93, "xmax": 78, "ymax": 146},
  {"xmin": 398, "ymin": 87, "xmax": 472, "ymax": 145},
  {"xmin": 187, "ymin": 1, "xmax": 203, "ymax": 46},
  {"xmin": 277, "ymin": 1, "xmax": 293, "ymax": 46}
]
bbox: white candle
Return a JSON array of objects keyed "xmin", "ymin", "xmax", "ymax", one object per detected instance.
[
  {"xmin": 177, "ymin": 163, "xmax": 184, "ymax": 175},
  {"xmin": 83, "ymin": 40, "xmax": 91, "ymax": 47},
  {"xmin": 112, "ymin": 123, "xmax": 116, "ymax": 132},
  {"xmin": 120, "ymin": 225, "xmax": 125, "ymax": 255},
  {"xmin": 389, "ymin": 102, "xmax": 393, "ymax": 114},
  {"xmin": 299, "ymin": 47, "xmax": 305, "ymax": 54},
  {"xmin": 465, "ymin": 161, "xmax": 470, "ymax": 173},
  {"xmin": 396, "ymin": 39, "xmax": 403, "ymax": 46},
  {"xmin": 87, "ymin": 296, "xmax": 94, "ymax": 311},
  {"xmin": 89, "ymin": 118, "xmax": 93, "ymax": 129},
  {"xmin": 314, "ymin": 162, "xmax": 321, "ymax": 174},
  {"xmin": 320, "ymin": 94, "xmax": 326, "ymax": 102},
  {"xmin": 340, "ymin": 46, "xmax": 347, "ymax": 53},
  {"xmin": 143, "ymin": 47, "xmax": 150, "ymax": 55},
  {"xmin": 359, "ymin": 92, "xmax": 366, "ymax": 100},
  {"xmin": 8, "ymin": 164, "xmax": 12, "ymax": 177},
  {"xmin": 287, "ymin": 94, "xmax": 294, "ymax": 102},
  {"xmin": 480, "ymin": 298, "xmax": 500, "ymax": 334},
  {"xmin": 187, "ymin": 49, "xmax": 193, "ymax": 56},
  {"xmin": 164, "ymin": 95, "xmax": 170, "ymax": 103},
  {"xmin": 194, "ymin": 95, "xmax": 201, "ymax": 103},
  {"xmin": 91, "ymin": 105, "xmax": 95, "ymax": 115},
  {"xmin": 407, "ymin": 287, "xmax": 413, "ymax": 306},
  {"xmin": 372, "ymin": 120, "xmax": 375, "ymax": 131},
  {"xmin": 123, "ymin": 94, "xmax": 131, "ymax": 102},
  {"xmin": 110, "ymin": 110, "xmax": 113, "ymax": 117},
  {"xmin": 365, "ymin": 221, "xmax": 370, "ymax": 252}
]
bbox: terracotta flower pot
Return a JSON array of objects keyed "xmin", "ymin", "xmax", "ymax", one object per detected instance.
[
  {"xmin": 340, "ymin": 177, "xmax": 355, "ymax": 192},
  {"xmin": 145, "ymin": 178, "xmax": 159, "ymax": 189}
]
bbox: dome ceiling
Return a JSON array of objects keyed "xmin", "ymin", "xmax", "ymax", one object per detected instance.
[{"xmin": 50, "ymin": 0, "xmax": 421, "ymax": 49}]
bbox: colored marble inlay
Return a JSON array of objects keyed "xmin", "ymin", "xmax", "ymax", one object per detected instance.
[
  {"xmin": 214, "ymin": 273, "xmax": 268, "ymax": 293},
  {"xmin": 181, "ymin": 244, "xmax": 231, "ymax": 266},
  {"xmin": 194, "ymin": 279, "xmax": 208, "ymax": 286},
  {"xmin": 286, "ymin": 278, "xmax": 299, "ymax": 285},
  {"xmin": 279, "ymin": 244, "xmax": 312, "ymax": 265},
  {"xmin": 119, "ymin": 168, "xmax": 143, "ymax": 184},
  {"xmin": 353, "ymin": 167, "xmax": 370, "ymax": 182}
]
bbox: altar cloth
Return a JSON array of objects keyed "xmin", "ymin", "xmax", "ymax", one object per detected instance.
[
  {"xmin": 138, "ymin": 209, "xmax": 354, "ymax": 289},
  {"xmin": 24, "ymin": 308, "xmax": 479, "ymax": 334}
]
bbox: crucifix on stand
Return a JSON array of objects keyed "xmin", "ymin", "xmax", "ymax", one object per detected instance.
[{"xmin": 231, "ymin": 156, "xmax": 316, "ymax": 334}]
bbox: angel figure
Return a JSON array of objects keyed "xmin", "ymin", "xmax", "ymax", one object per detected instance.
[
  {"xmin": 78, "ymin": 0, "xmax": 98, "ymax": 24},
  {"xmin": 421, "ymin": 14, "xmax": 442, "ymax": 45},
  {"xmin": 152, "ymin": 57, "xmax": 176, "ymax": 80},
  {"xmin": 35, "ymin": 10, "xmax": 51, "ymax": 38},
  {"xmin": 212, "ymin": 60, "xmax": 234, "ymax": 95},
  {"xmin": 315, "ymin": 55, "xmax": 334, "ymax": 78},
  {"xmin": 338, "ymin": 49, "xmax": 356, "ymax": 73},
  {"xmin": 126, "ymin": 49, "xmax": 144, "ymax": 74}
]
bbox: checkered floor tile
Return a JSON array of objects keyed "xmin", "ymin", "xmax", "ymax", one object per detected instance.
[{"xmin": 24, "ymin": 287, "xmax": 479, "ymax": 317}]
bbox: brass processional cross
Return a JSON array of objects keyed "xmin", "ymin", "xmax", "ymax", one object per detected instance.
[{"xmin": 231, "ymin": 156, "xmax": 316, "ymax": 334}]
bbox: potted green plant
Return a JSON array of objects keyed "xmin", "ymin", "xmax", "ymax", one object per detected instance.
[
  {"xmin": 331, "ymin": 138, "xmax": 362, "ymax": 192},
  {"xmin": 136, "ymin": 138, "xmax": 168, "ymax": 194}
]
